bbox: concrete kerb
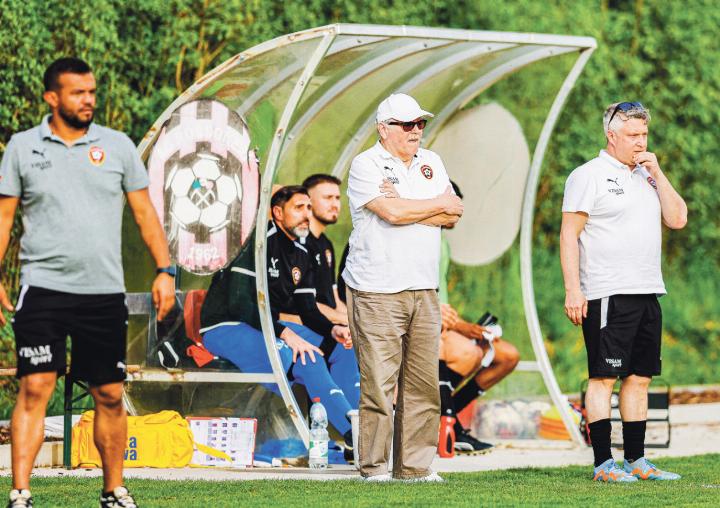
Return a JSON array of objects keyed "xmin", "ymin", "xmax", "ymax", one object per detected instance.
[{"xmin": 0, "ymin": 403, "xmax": 717, "ymax": 481}]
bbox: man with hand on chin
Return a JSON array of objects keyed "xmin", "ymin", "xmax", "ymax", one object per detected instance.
[
  {"xmin": 343, "ymin": 93, "xmax": 463, "ymax": 482},
  {"xmin": 560, "ymin": 102, "xmax": 686, "ymax": 483}
]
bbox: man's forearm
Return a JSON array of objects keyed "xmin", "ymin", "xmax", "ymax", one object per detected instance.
[
  {"xmin": 368, "ymin": 196, "xmax": 447, "ymax": 225},
  {"xmin": 654, "ymin": 170, "xmax": 687, "ymax": 229},
  {"xmin": 317, "ymin": 302, "xmax": 348, "ymax": 326},
  {"xmin": 0, "ymin": 198, "xmax": 19, "ymax": 267},
  {"xmin": 453, "ymin": 319, "xmax": 477, "ymax": 338},
  {"xmin": 0, "ymin": 228, "xmax": 11, "ymax": 266},
  {"xmin": 334, "ymin": 298, "xmax": 348, "ymax": 316},
  {"xmin": 559, "ymin": 231, "xmax": 582, "ymax": 292},
  {"xmin": 127, "ymin": 190, "xmax": 172, "ymax": 267},
  {"xmin": 418, "ymin": 212, "xmax": 460, "ymax": 227},
  {"xmin": 136, "ymin": 211, "xmax": 171, "ymax": 267}
]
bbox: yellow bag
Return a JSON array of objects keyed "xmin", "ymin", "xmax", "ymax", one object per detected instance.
[{"xmin": 71, "ymin": 410, "xmax": 231, "ymax": 468}]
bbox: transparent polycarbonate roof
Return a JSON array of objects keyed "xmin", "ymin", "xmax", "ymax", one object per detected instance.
[{"xmin": 122, "ymin": 24, "xmax": 596, "ymax": 448}]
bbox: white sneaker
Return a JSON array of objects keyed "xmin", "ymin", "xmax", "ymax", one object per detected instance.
[
  {"xmin": 406, "ymin": 472, "xmax": 445, "ymax": 483},
  {"xmin": 361, "ymin": 473, "xmax": 393, "ymax": 482},
  {"xmin": 7, "ymin": 489, "xmax": 33, "ymax": 508}
]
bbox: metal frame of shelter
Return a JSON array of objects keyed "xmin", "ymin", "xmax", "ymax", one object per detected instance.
[{"xmin": 133, "ymin": 24, "xmax": 596, "ymax": 446}]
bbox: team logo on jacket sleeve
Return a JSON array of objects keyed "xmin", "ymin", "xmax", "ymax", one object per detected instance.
[
  {"xmin": 420, "ymin": 165, "xmax": 433, "ymax": 179},
  {"xmin": 88, "ymin": 146, "xmax": 105, "ymax": 166},
  {"xmin": 325, "ymin": 249, "xmax": 333, "ymax": 267},
  {"xmin": 291, "ymin": 267, "xmax": 302, "ymax": 285}
]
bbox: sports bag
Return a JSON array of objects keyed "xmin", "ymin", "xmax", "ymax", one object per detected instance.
[{"xmin": 71, "ymin": 409, "xmax": 230, "ymax": 468}]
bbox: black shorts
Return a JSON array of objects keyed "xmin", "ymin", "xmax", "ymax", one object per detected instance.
[
  {"xmin": 12, "ymin": 286, "xmax": 128, "ymax": 385},
  {"xmin": 582, "ymin": 294, "xmax": 662, "ymax": 378}
]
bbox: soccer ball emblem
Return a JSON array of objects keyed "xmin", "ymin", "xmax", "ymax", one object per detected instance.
[
  {"xmin": 167, "ymin": 154, "xmax": 242, "ymax": 232},
  {"xmin": 148, "ymin": 99, "xmax": 260, "ymax": 275}
]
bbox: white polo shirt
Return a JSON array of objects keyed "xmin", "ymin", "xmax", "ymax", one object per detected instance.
[
  {"xmin": 562, "ymin": 150, "xmax": 666, "ymax": 301},
  {"xmin": 342, "ymin": 141, "xmax": 451, "ymax": 293}
]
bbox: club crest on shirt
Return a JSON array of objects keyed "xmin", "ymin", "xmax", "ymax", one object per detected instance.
[
  {"xmin": 325, "ymin": 249, "xmax": 332, "ymax": 267},
  {"xmin": 88, "ymin": 146, "xmax": 105, "ymax": 166},
  {"xmin": 291, "ymin": 267, "xmax": 302, "ymax": 285},
  {"xmin": 647, "ymin": 176, "xmax": 658, "ymax": 190},
  {"xmin": 420, "ymin": 165, "xmax": 433, "ymax": 179}
]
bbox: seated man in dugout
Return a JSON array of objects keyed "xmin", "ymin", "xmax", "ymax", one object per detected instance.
[
  {"xmin": 200, "ymin": 185, "xmax": 357, "ymax": 449},
  {"xmin": 436, "ymin": 181, "xmax": 521, "ymax": 453},
  {"xmin": 301, "ymin": 174, "xmax": 360, "ymax": 410},
  {"xmin": 302, "ymin": 173, "xmax": 349, "ymax": 326}
]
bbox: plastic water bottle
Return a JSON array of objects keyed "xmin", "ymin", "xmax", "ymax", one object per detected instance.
[{"xmin": 309, "ymin": 397, "xmax": 329, "ymax": 469}]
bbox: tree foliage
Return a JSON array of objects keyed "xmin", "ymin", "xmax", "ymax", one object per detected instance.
[{"xmin": 1, "ymin": 0, "xmax": 718, "ymax": 390}]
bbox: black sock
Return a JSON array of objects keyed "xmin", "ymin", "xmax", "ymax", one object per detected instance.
[
  {"xmin": 451, "ymin": 381, "xmax": 484, "ymax": 415},
  {"xmin": 343, "ymin": 429, "xmax": 354, "ymax": 449},
  {"xmin": 588, "ymin": 418, "xmax": 612, "ymax": 467},
  {"xmin": 622, "ymin": 420, "xmax": 646, "ymax": 463},
  {"xmin": 438, "ymin": 361, "xmax": 457, "ymax": 418}
]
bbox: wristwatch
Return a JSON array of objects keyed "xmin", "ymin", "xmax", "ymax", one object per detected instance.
[{"xmin": 156, "ymin": 266, "xmax": 177, "ymax": 277}]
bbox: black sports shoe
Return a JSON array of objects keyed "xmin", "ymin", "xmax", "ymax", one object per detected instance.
[
  {"xmin": 7, "ymin": 490, "xmax": 33, "ymax": 508},
  {"xmin": 454, "ymin": 428, "xmax": 494, "ymax": 454},
  {"xmin": 100, "ymin": 486, "xmax": 138, "ymax": 508},
  {"xmin": 342, "ymin": 429, "xmax": 355, "ymax": 464},
  {"xmin": 343, "ymin": 429, "xmax": 354, "ymax": 450}
]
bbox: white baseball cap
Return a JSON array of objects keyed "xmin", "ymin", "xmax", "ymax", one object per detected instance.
[{"xmin": 376, "ymin": 93, "xmax": 434, "ymax": 123}]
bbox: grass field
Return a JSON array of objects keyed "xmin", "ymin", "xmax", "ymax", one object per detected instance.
[{"xmin": 2, "ymin": 454, "xmax": 718, "ymax": 507}]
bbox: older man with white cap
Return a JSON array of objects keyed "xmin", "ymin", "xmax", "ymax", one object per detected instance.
[{"xmin": 343, "ymin": 93, "xmax": 464, "ymax": 481}]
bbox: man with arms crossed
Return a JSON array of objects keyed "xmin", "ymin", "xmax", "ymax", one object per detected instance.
[
  {"xmin": 0, "ymin": 58, "xmax": 175, "ymax": 507},
  {"xmin": 343, "ymin": 93, "xmax": 463, "ymax": 482},
  {"xmin": 560, "ymin": 102, "xmax": 687, "ymax": 482}
]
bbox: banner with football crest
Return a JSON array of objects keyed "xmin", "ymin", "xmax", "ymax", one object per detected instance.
[{"xmin": 147, "ymin": 99, "xmax": 260, "ymax": 275}]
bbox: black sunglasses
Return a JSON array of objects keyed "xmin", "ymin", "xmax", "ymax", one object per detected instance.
[
  {"xmin": 387, "ymin": 119, "xmax": 427, "ymax": 132},
  {"xmin": 608, "ymin": 101, "xmax": 645, "ymax": 125}
]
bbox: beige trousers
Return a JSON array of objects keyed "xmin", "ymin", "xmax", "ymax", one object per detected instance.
[{"xmin": 347, "ymin": 287, "xmax": 441, "ymax": 479}]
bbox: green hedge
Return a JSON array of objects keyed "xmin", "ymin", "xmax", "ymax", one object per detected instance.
[{"xmin": 1, "ymin": 0, "xmax": 718, "ymax": 403}]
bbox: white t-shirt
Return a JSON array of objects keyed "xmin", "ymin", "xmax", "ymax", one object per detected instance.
[
  {"xmin": 342, "ymin": 141, "xmax": 451, "ymax": 293},
  {"xmin": 562, "ymin": 150, "xmax": 666, "ymax": 301}
]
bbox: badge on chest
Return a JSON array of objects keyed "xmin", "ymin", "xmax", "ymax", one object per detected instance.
[
  {"xmin": 89, "ymin": 146, "xmax": 106, "ymax": 166},
  {"xmin": 291, "ymin": 267, "xmax": 302, "ymax": 285}
]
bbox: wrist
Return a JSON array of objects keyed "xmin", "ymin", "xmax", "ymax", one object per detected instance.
[{"xmin": 156, "ymin": 266, "xmax": 176, "ymax": 277}]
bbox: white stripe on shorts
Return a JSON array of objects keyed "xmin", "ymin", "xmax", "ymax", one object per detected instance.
[
  {"xmin": 600, "ymin": 296, "xmax": 609, "ymax": 329},
  {"xmin": 15, "ymin": 285, "xmax": 29, "ymax": 312}
]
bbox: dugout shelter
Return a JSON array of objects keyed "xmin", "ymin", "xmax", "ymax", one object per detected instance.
[{"xmin": 121, "ymin": 24, "xmax": 597, "ymax": 449}]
